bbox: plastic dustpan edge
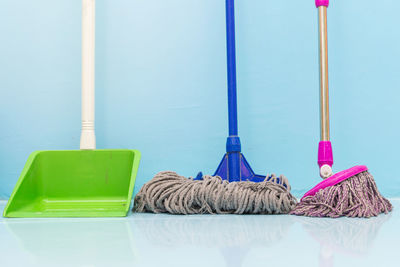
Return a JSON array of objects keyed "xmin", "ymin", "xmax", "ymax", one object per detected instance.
[{"xmin": 3, "ymin": 149, "xmax": 141, "ymax": 218}]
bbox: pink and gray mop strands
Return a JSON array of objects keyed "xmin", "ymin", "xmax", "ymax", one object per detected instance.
[
  {"xmin": 134, "ymin": 171, "xmax": 297, "ymax": 215},
  {"xmin": 290, "ymin": 166, "xmax": 392, "ymax": 218}
]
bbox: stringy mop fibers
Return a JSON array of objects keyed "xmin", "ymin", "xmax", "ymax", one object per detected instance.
[
  {"xmin": 134, "ymin": 171, "xmax": 297, "ymax": 215},
  {"xmin": 290, "ymin": 171, "xmax": 392, "ymax": 218}
]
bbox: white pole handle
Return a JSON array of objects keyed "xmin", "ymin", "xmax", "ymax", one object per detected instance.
[{"xmin": 80, "ymin": 0, "xmax": 96, "ymax": 150}]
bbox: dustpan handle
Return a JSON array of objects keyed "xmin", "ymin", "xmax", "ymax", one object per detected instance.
[
  {"xmin": 80, "ymin": 0, "xmax": 96, "ymax": 150},
  {"xmin": 316, "ymin": 1, "xmax": 333, "ymax": 178}
]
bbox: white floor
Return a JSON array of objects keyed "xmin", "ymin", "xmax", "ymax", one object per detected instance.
[{"xmin": 0, "ymin": 200, "xmax": 398, "ymax": 267}]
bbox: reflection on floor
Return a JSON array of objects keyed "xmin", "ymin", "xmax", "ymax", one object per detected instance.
[{"xmin": 0, "ymin": 200, "xmax": 398, "ymax": 267}]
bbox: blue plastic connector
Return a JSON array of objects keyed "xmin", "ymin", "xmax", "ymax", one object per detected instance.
[{"xmin": 226, "ymin": 136, "xmax": 241, "ymax": 153}]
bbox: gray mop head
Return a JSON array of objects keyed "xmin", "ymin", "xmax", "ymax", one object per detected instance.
[
  {"xmin": 133, "ymin": 171, "xmax": 297, "ymax": 215},
  {"xmin": 290, "ymin": 170, "xmax": 392, "ymax": 218}
]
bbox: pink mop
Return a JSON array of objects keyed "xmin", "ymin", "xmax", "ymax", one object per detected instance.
[{"xmin": 290, "ymin": 0, "xmax": 392, "ymax": 218}]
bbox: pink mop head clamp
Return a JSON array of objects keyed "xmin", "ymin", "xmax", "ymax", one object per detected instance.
[
  {"xmin": 318, "ymin": 141, "xmax": 333, "ymax": 167},
  {"xmin": 302, "ymin": 165, "xmax": 368, "ymax": 200},
  {"xmin": 316, "ymin": 0, "xmax": 329, "ymax": 7}
]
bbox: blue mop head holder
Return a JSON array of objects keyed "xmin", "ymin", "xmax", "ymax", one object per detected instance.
[
  {"xmin": 196, "ymin": 0, "xmax": 267, "ymax": 182},
  {"xmin": 214, "ymin": 139, "xmax": 267, "ymax": 182}
]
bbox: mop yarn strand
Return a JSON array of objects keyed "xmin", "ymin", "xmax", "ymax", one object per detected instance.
[
  {"xmin": 134, "ymin": 172, "xmax": 297, "ymax": 215},
  {"xmin": 290, "ymin": 171, "xmax": 392, "ymax": 218}
]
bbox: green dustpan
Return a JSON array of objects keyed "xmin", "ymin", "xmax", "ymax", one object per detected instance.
[
  {"xmin": 3, "ymin": 0, "xmax": 140, "ymax": 218},
  {"xmin": 3, "ymin": 150, "xmax": 140, "ymax": 217}
]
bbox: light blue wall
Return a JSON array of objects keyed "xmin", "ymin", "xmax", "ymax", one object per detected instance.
[{"xmin": 0, "ymin": 0, "xmax": 399, "ymax": 199}]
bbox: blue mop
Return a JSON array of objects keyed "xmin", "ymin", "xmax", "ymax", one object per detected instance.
[
  {"xmin": 134, "ymin": 0, "xmax": 295, "ymax": 214},
  {"xmin": 196, "ymin": 0, "xmax": 274, "ymax": 183}
]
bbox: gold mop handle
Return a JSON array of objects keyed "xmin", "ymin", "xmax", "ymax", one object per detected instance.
[
  {"xmin": 318, "ymin": 6, "xmax": 330, "ymax": 142},
  {"xmin": 316, "ymin": 2, "xmax": 333, "ymax": 179}
]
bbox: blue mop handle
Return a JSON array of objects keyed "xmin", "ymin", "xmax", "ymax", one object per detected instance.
[
  {"xmin": 226, "ymin": 0, "xmax": 238, "ymax": 138},
  {"xmin": 225, "ymin": 0, "xmax": 241, "ymax": 180}
]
